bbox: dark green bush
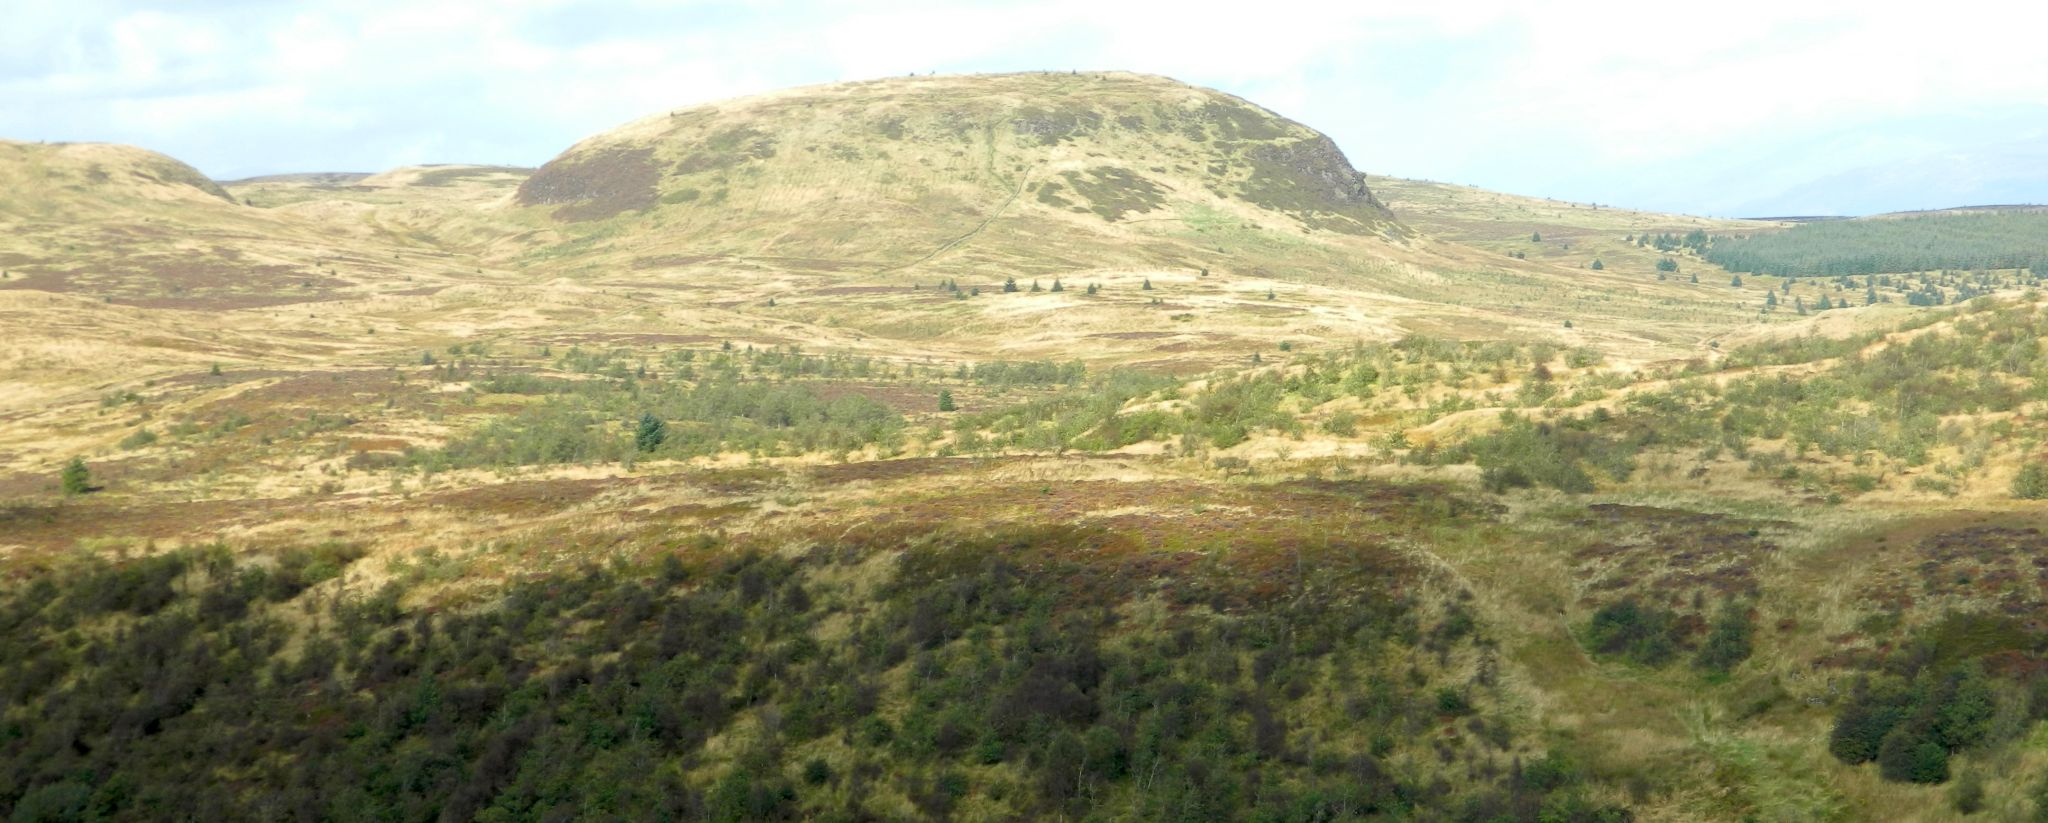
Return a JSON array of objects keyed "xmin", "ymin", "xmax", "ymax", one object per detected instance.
[{"xmin": 1585, "ymin": 599, "xmax": 1684, "ymax": 666}]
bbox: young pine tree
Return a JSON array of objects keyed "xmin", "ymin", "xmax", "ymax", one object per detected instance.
[
  {"xmin": 937, "ymin": 389, "xmax": 955, "ymax": 412},
  {"xmin": 634, "ymin": 413, "xmax": 667, "ymax": 453},
  {"xmin": 60, "ymin": 457, "xmax": 91, "ymax": 496}
]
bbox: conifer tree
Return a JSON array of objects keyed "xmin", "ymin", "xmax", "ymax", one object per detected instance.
[
  {"xmin": 634, "ymin": 413, "xmax": 667, "ymax": 453},
  {"xmin": 61, "ymin": 457, "xmax": 91, "ymax": 496}
]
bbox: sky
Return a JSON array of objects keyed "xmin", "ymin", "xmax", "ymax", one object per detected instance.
[{"xmin": 5, "ymin": 0, "xmax": 2047, "ymax": 216}]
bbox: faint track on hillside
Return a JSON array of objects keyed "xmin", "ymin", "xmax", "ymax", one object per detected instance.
[{"xmin": 877, "ymin": 122, "xmax": 1031, "ymax": 276}]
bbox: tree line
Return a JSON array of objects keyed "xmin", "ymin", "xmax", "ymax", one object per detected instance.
[{"xmin": 1704, "ymin": 212, "xmax": 2048, "ymax": 277}]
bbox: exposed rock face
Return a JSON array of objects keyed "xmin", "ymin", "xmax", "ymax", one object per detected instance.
[
  {"xmin": 1252, "ymin": 136, "xmax": 1383, "ymax": 211},
  {"xmin": 1242, "ymin": 135, "xmax": 1392, "ymax": 233}
]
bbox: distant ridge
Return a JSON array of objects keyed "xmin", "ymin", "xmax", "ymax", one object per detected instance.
[{"xmin": 219, "ymin": 172, "xmax": 374, "ymax": 186}]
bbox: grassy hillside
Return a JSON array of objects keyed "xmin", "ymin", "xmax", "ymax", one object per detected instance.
[
  {"xmin": 6, "ymin": 72, "xmax": 2048, "ymax": 821},
  {"xmin": 506, "ymin": 72, "xmax": 1395, "ymax": 266},
  {"xmin": 5, "ymin": 285, "xmax": 2045, "ymax": 819},
  {"xmin": 1, "ymin": 72, "xmax": 1859, "ymax": 455}
]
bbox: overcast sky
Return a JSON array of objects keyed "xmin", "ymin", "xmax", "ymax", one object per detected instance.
[{"xmin": 7, "ymin": 0, "xmax": 2047, "ymax": 216}]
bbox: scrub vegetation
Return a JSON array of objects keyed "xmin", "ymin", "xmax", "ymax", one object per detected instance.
[{"xmin": 5, "ymin": 70, "xmax": 2048, "ymax": 822}]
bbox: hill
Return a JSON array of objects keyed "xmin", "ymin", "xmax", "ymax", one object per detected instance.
[
  {"xmin": 508, "ymin": 72, "xmax": 1395, "ymax": 267},
  {"xmin": 10, "ymin": 72, "xmax": 2048, "ymax": 822},
  {"xmin": 0, "ymin": 140, "xmax": 233, "ymax": 215},
  {"xmin": 445, "ymin": 73, "xmax": 1836, "ymax": 374}
]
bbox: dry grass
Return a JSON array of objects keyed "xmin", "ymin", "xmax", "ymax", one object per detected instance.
[{"xmin": 4, "ymin": 73, "xmax": 2044, "ymax": 821}]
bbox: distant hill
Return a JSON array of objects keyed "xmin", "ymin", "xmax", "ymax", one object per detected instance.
[
  {"xmin": 218, "ymin": 172, "xmax": 374, "ymax": 187},
  {"xmin": 0, "ymin": 140, "xmax": 234, "ymax": 218},
  {"xmin": 1866, "ymin": 203, "xmax": 2048, "ymax": 219},
  {"xmin": 502, "ymin": 71, "xmax": 1400, "ymax": 278},
  {"xmin": 0, "ymin": 141, "xmax": 503, "ymax": 311},
  {"xmin": 0, "ymin": 71, "xmax": 1860, "ymax": 401},
  {"xmin": 1730, "ymin": 136, "xmax": 2048, "ymax": 216}
]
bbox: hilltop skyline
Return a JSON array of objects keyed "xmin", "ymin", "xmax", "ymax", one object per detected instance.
[{"xmin": 7, "ymin": 0, "xmax": 2047, "ymax": 217}]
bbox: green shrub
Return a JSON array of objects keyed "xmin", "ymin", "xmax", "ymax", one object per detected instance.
[
  {"xmin": 2014, "ymin": 461, "xmax": 2048, "ymax": 499},
  {"xmin": 1448, "ymin": 414, "xmax": 1644, "ymax": 494},
  {"xmin": 1830, "ymin": 676, "xmax": 1913, "ymax": 764},
  {"xmin": 59, "ymin": 457, "xmax": 91, "ymax": 496},
  {"xmin": 634, "ymin": 412, "xmax": 667, "ymax": 453},
  {"xmin": 1693, "ymin": 600, "xmax": 1754, "ymax": 674},
  {"xmin": 1876, "ymin": 725, "xmax": 1949, "ymax": 784},
  {"xmin": 1952, "ymin": 769, "xmax": 1984, "ymax": 814},
  {"xmin": 1585, "ymin": 598, "xmax": 1683, "ymax": 666}
]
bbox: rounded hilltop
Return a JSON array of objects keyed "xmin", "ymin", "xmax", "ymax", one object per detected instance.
[
  {"xmin": 510, "ymin": 71, "xmax": 1398, "ymax": 274},
  {"xmin": 0, "ymin": 139, "xmax": 234, "ymax": 219}
]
